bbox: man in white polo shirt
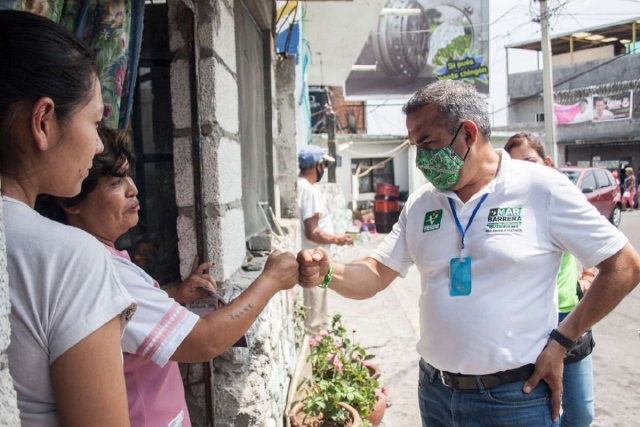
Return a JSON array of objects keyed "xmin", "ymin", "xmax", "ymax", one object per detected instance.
[{"xmin": 296, "ymin": 81, "xmax": 640, "ymax": 426}]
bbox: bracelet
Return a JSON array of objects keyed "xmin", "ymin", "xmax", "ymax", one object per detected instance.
[
  {"xmin": 549, "ymin": 328, "xmax": 576, "ymax": 350},
  {"xmin": 319, "ymin": 260, "xmax": 334, "ymax": 289}
]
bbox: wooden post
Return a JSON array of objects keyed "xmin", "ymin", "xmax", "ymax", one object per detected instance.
[
  {"xmin": 327, "ymin": 113, "xmax": 337, "ymax": 183},
  {"xmin": 570, "ymin": 35, "xmax": 574, "ymax": 64}
]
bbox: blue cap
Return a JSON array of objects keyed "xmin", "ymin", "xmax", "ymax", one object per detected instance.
[{"xmin": 298, "ymin": 145, "xmax": 335, "ymax": 169}]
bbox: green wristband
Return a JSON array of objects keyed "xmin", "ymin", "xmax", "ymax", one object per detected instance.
[{"xmin": 319, "ymin": 260, "xmax": 334, "ymax": 289}]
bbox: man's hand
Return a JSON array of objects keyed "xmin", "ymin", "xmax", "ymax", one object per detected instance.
[
  {"xmin": 171, "ymin": 256, "xmax": 217, "ymax": 304},
  {"xmin": 523, "ymin": 340, "xmax": 567, "ymax": 421},
  {"xmin": 334, "ymin": 234, "xmax": 354, "ymax": 246},
  {"xmin": 297, "ymin": 247, "xmax": 331, "ymax": 288},
  {"xmin": 262, "ymin": 249, "xmax": 299, "ymax": 291}
]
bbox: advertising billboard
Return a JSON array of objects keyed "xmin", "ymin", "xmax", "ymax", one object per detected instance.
[
  {"xmin": 553, "ymin": 92, "xmax": 633, "ymax": 125},
  {"xmin": 553, "ymin": 96, "xmax": 593, "ymax": 125},
  {"xmin": 593, "ymin": 92, "xmax": 633, "ymax": 122},
  {"xmin": 345, "ymin": 0, "xmax": 490, "ymax": 97}
]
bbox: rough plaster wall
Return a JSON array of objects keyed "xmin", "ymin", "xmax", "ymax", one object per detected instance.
[
  {"xmin": 0, "ymin": 187, "xmax": 21, "ymax": 425},
  {"xmin": 275, "ymin": 56, "xmax": 300, "ymax": 220},
  {"xmin": 315, "ymin": 183, "xmax": 354, "ymax": 258}
]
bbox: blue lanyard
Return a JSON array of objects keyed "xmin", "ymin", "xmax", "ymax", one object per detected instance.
[{"xmin": 448, "ymin": 193, "xmax": 489, "ymax": 250}]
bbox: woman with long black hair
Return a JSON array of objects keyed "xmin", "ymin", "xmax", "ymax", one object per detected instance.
[{"xmin": 0, "ymin": 11, "xmax": 136, "ymax": 426}]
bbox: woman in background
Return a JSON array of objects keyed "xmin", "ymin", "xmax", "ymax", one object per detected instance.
[
  {"xmin": 621, "ymin": 166, "xmax": 636, "ymax": 212},
  {"xmin": 505, "ymin": 133, "xmax": 596, "ymax": 427}
]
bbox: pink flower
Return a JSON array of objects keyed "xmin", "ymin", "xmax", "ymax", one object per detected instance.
[
  {"xmin": 334, "ymin": 340, "xmax": 342, "ymax": 348},
  {"xmin": 309, "ymin": 338, "xmax": 318, "ymax": 347},
  {"xmin": 333, "ymin": 357, "xmax": 343, "ymax": 371},
  {"xmin": 103, "ymin": 104, "xmax": 113, "ymax": 119},
  {"xmin": 325, "ymin": 353, "xmax": 334, "ymax": 361},
  {"xmin": 114, "ymin": 66, "xmax": 127, "ymax": 96},
  {"xmin": 375, "ymin": 388, "xmax": 388, "ymax": 399},
  {"xmin": 362, "ymin": 360, "xmax": 372, "ymax": 367},
  {"xmin": 319, "ymin": 330, "xmax": 329, "ymax": 337}
]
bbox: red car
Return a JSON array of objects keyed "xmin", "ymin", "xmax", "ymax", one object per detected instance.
[{"xmin": 558, "ymin": 167, "xmax": 622, "ymax": 227}]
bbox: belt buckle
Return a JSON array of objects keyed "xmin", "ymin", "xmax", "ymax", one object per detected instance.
[{"xmin": 440, "ymin": 370, "xmax": 451, "ymax": 388}]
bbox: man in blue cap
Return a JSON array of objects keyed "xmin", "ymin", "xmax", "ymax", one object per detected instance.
[{"xmin": 298, "ymin": 145, "xmax": 353, "ymax": 332}]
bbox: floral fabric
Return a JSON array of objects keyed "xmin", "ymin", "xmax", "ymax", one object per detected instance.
[
  {"xmin": 416, "ymin": 146, "xmax": 466, "ymax": 191},
  {"xmin": 0, "ymin": 0, "xmax": 144, "ymax": 129}
]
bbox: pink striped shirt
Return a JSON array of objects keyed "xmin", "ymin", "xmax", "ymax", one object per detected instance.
[{"xmin": 106, "ymin": 245, "xmax": 199, "ymax": 427}]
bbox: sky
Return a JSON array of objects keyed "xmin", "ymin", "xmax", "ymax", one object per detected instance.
[
  {"xmin": 366, "ymin": 0, "xmax": 640, "ymax": 134},
  {"xmin": 489, "ymin": 0, "xmax": 640, "ymax": 127}
]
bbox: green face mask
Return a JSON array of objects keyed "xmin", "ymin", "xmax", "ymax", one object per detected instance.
[{"xmin": 415, "ymin": 123, "xmax": 469, "ymax": 191}]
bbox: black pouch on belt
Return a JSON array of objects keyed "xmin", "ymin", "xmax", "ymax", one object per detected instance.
[{"xmin": 564, "ymin": 329, "xmax": 595, "ymax": 364}]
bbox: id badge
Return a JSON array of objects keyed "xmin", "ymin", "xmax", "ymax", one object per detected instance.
[{"xmin": 450, "ymin": 257, "xmax": 472, "ymax": 297}]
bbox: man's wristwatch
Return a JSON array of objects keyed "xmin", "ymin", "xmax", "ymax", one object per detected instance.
[{"xmin": 549, "ymin": 329, "xmax": 576, "ymax": 350}]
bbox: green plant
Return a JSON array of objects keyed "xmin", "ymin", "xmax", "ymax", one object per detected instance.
[
  {"xmin": 295, "ymin": 315, "xmax": 386, "ymax": 426},
  {"xmin": 433, "ymin": 33, "xmax": 473, "ymax": 66}
]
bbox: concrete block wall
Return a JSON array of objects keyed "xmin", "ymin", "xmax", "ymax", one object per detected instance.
[
  {"xmin": 211, "ymin": 221, "xmax": 303, "ymax": 427},
  {"xmin": 508, "ymin": 54, "xmax": 640, "ymax": 101},
  {"xmin": 169, "ymin": 0, "xmax": 304, "ymax": 426},
  {"xmin": 169, "ymin": 0, "xmax": 245, "ymax": 283},
  {"xmin": 275, "ymin": 56, "xmax": 300, "ymax": 220},
  {"xmin": 0, "ymin": 185, "xmax": 21, "ymax": 425}
]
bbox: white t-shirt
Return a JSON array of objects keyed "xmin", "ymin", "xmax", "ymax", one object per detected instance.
[
  {"xmin": 370, "ymin": 151, "xmax": 627, "ymax": 375},
  {"xmin": 3, "ymin": 197, "xmax": 136, "ymax": 426},
  {"xmin": 594, "ymin": 109, "xmax": 615, "ymax": 120},
  {"xmin": 298, "ymin": 178, "xmax": 334, "ymax": 251}
]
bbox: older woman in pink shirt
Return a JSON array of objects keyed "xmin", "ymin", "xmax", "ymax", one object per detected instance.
[{"xmin": 38, "ymin": 127, "xmax": 299, "ymax": 426}]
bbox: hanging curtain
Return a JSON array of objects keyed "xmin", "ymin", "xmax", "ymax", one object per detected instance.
[{"xmin": 0, "ymin": 0, "xmax": 144, "ymax": 130}]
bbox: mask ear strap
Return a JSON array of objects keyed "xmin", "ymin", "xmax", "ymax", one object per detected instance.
[
  {"xmin": 462, "ymin": 146, "xmax": 471, "ymax": 161},
  {"xmin": 449, "ymin": 123, "xmax": 464, "ymax": 148}
]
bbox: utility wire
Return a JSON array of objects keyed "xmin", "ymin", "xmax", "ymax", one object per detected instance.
[
  {"xmin": 283, "ymin": 1, "xmax": 298, "ymax": 55},
  {"xmin": 492, "ymin": 51, "xmax": 632, "ymax": 116}
]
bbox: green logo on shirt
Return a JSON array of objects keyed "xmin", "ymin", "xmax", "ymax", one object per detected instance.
[
  {"xmin": 423, "ymin": 209, "xmax": 443, "ymax": 232},
  {"xmin": 487, "ymin": 206, "xmax": 523, "ymax": 233}
]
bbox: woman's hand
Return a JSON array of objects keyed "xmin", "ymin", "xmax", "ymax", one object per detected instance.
[
  {"xmin": 168, "ymin": 256, "xmax": 217, "ymax": 304},
  {"xmin": 262, "ymin": 249, "xmax": 299, "ymax": 291}
]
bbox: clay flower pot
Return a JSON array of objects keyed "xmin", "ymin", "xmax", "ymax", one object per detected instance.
[
  {"xmin": 365, "ymin": 388, "xmax": 388, "ymax": 427},
  {"xmin": 365, "ymin": 363, "xmax": 381, "ymax": 380},
  {"xmin": 289, "ymin": 402, "xmax": 362, "ymax": 427}
]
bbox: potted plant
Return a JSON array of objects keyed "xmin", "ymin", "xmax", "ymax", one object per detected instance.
[{"xmin": 290, "ymin": 315, "xmax": 388, "ymax": 427}]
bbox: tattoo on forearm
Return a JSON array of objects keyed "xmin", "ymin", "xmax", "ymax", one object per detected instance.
[{"xmin": 228, "ymin": 303, "xmax": 254, "ymax": 320}]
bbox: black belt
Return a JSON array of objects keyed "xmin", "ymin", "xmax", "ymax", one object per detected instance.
[{"xmin": 420, "ymin": 359, "xmax": 535, "ymax": 390}]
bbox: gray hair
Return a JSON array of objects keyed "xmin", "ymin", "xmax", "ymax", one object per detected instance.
[{"xmin": 402, "ymin": 80, "xmax": 492, "ymax": 139}]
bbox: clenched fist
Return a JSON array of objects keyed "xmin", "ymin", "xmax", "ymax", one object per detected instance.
[
  {"xmin": 262, "ymin": 249, "xmax": 299, "ymax": 291},
  {"xmin": 297, "ymin": 247, "xmax": 331, "ymax": 288}
]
